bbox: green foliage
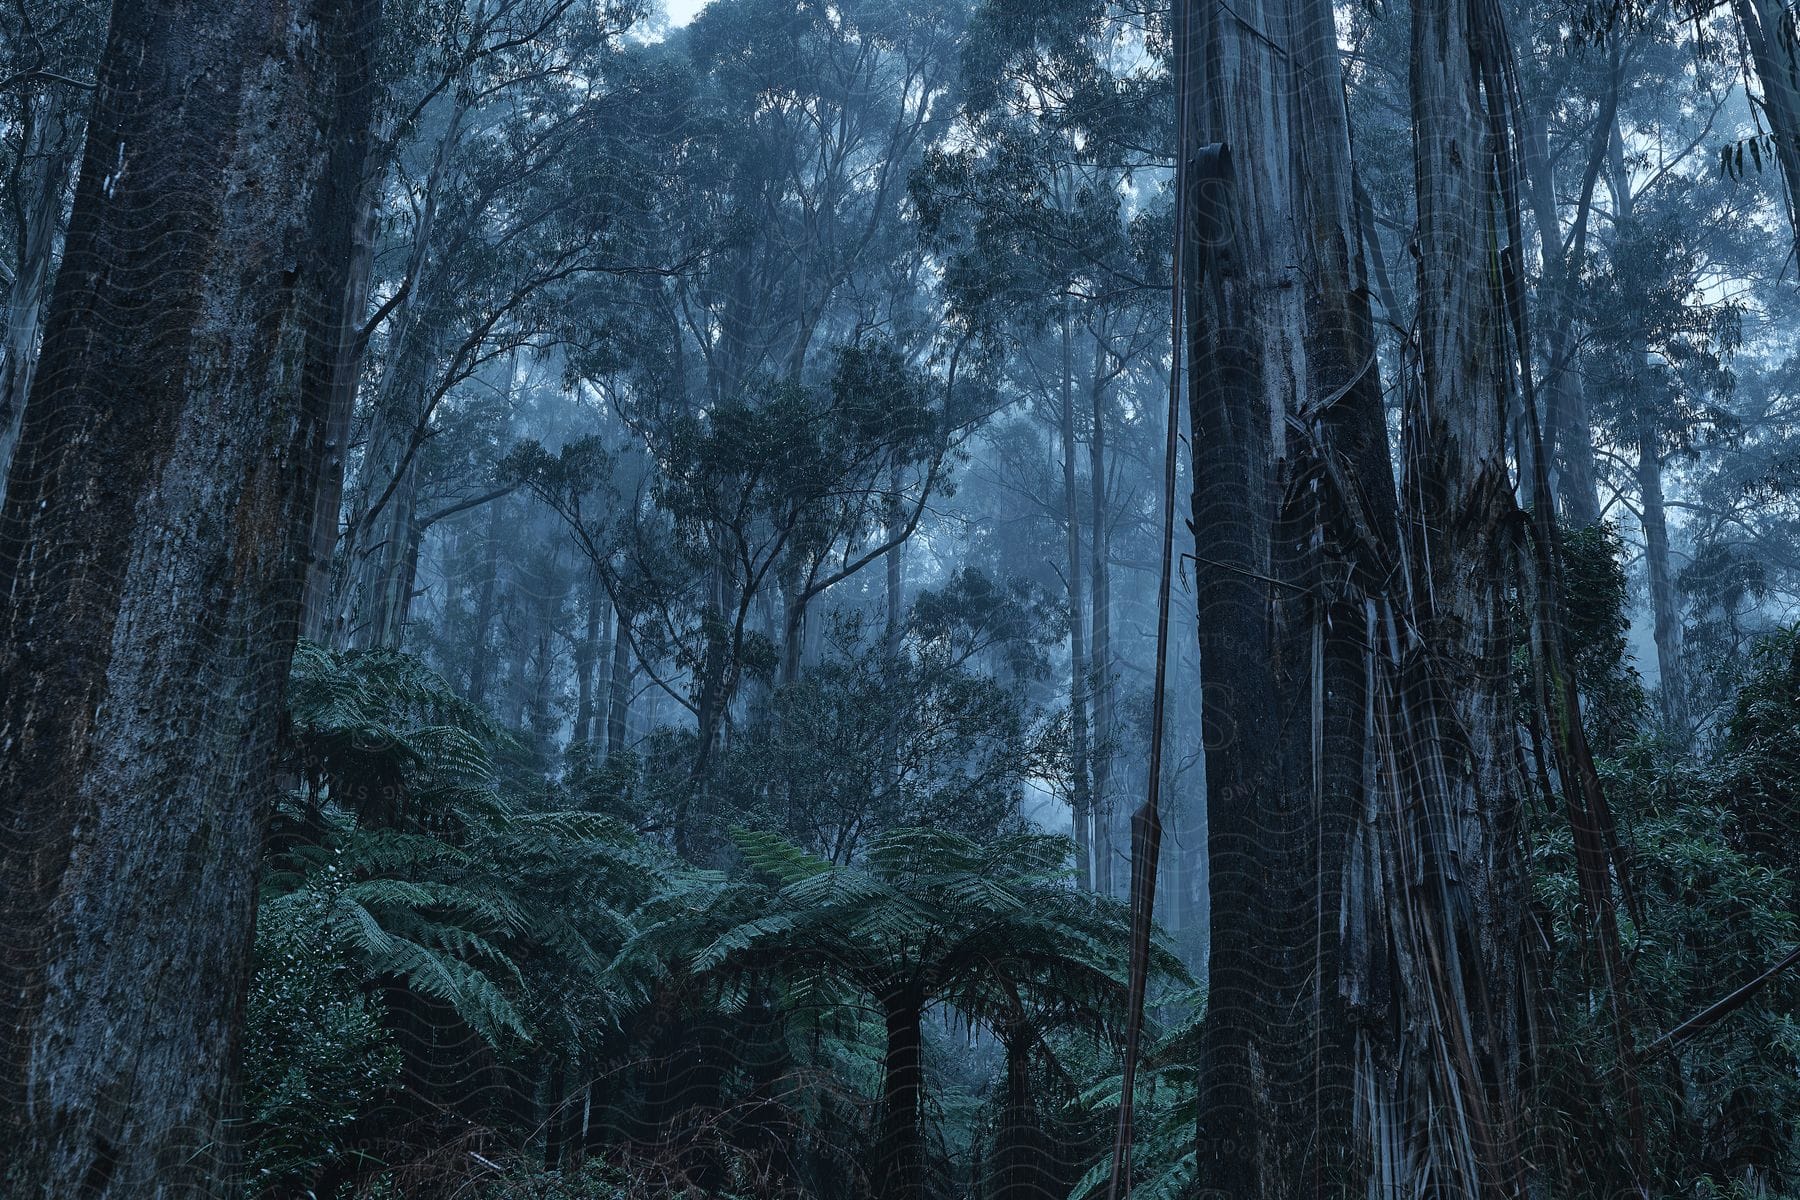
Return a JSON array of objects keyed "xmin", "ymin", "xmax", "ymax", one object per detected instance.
[
  {"xmin": 1559, "ymin": 522, "xmax": 1647, "ymax": 752},
  {"xmin": 1061, "ymin": 990, "xmax": 1204, "ymax": 1200},
  {"xmin": 247, "ymin": 644, "xmax": 667, "ymax": 1195},
  {"xmin": 243, "ymin": 886, "xmax": 402, "ymax": 1194},
  {"xmin": 1529, "ymin": 616, "xmax": 1800, "ymax": 1196},
  {"xmin": 252, "ymin": 637, "xmax": 1161, "ymax": 1200},
  {"xmin": 708, "ymin": 611, "xmax": 1064, "ymax": 860}
]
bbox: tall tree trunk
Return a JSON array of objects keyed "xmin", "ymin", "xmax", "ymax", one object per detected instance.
[
  {"xmin": 337, "ymin": 322, "xmax": 436, "ymax": 648},
  {"xmin": 1636, "ymin": 428, "xmax": 1689, "ymax": 733},
  {"xmin": 0, "ymin": 1, "xmax": 380, "ymax": 1193},
  {"xmin": 780, "ymin": 563, "xmax": 806, "ymax": 686},
  {"xmin": 300, "ymin": 133, "xmax": 386, "ymax": 640},
  {"xmin": 885, "ymin": 464, "xmax": 905, "ymax": 661},
  {"xmin": 574, "ymin": 565, "xmax": 604, "ymax": 744},
  {"xmin": 0, "ymin": 85, "xmax": 81, "ymax": 510},
  {"xmin": 1609, "ymin": 121, "xmax": 1690, "ymax": 739},
  {"xmin": 1522, "ymin": 97, "xmax": 1605, "ymax": 527},
  {"xmin": 329, "ymin": 98, "xmax": 465, "ymax": 649},
  {"xmin": 1059, "ymin": 303, "xmax": 1093, "ymax": 892},
  {"xmin": 1183, "ymin": 0, "xmax": 1425, "ymax": 1187},
  {"xmin": 607, "ymin": 604, "xmax": 632, "ymax": 755},
  {"xmin": 1087, "ymin": 331, "xmax": 1115, "ymax": 897},
  {"xmin": 1404, "ymin": 0, "xmax": 1528, "ymax": 1187},
  {"xmin": 1184, "ymin": 0, "xmax": 1381, "ymax": 1180},
  {"xmin": 466, "ymin": 497, "xmax": 505, "ymax": 705}
]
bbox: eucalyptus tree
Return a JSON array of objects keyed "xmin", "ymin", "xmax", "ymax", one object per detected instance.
[
  {"xmin": 0, "ymin": 0, "xmax": 381, "ymax": 1192},
  {"xmin": 325, "ymin": 0, "xmax": 659, "ymax": 651},
  {"xmin": 606, "ymin": 0, "xmax": 968, "ymax": 732},
  {"xmin": 710, "ymin": 571, "xmax": 1065, "ymax": 863},
  {"xmin": 518, "ymin": 340, "xmax": 948, "ymax": 859},
  {"xmin": 916, "ymin": 2, "xmax": 1167, "ymax": 895}
]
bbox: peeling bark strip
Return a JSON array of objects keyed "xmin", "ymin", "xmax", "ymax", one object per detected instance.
[{"xmin": 0, "ymin": 1, "xmax": 381, "ymax": 1195}]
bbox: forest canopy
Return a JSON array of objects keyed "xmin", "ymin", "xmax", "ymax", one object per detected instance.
[{"xmin": 1, "ymin": 0, "xmax": 1799, "ymax": 1196}]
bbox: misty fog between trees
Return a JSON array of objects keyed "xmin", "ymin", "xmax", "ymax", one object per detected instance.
[{"xmin": 2, "ymin": 0, "xmax": 1800, "ymax": 1196}]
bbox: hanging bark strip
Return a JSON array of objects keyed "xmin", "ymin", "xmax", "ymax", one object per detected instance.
[{"xmin": 1104, "ymin": 7, "xmax": 1195, "ymax": 1191}]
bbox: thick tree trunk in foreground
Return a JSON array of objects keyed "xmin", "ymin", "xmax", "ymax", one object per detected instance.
[
  {"xmin": 1404, "ymin": 0, "xmax": 1527, "ymax": 1187},
  {"xmin": 1184, "ymin": 0, "xmax": 1398, "ymax": 1184},
  {"xmin": 0, "ymin": 1, "xmax": 378, "ymax": 1194}
]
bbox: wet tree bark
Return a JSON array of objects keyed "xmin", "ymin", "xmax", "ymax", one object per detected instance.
[
  {"xmin": 1403, "ymin": 0, "xmax": 1528, "ymax": 1186},
  {"xmin": 1182, "ymin": 3, "xmax": 1299, "ymax": 1180},
  {"xmin": 0, "ymin": 1, "xmax": 381, "ymax": 1194},
  {"xmin": 1182, "ymin": 0, "xmax": 1425, "ymax": 1187}
]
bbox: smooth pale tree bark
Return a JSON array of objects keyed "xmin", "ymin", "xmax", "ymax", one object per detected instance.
[
  {"xmin": 330, "ymin": 99, "xmax": 466, "ymax": 649},
  {"xmin": 1607, "ymin": 122, "xmax": 1691, "ymax": 736},
  {"xmin": 574, "ymin": 566, "xmax": 605, "ymax": 744},
  {"xmin": 607, "ymin": 603, "xmax": 633, "ymax": 755},
  {"xmin": 1086, "ymin": 331, "xmax": 1115, "ymax": 897},
  {"xmin": 466, "ymin": 496, "xmax": 506, "ymax": 704},
  {"xmin": 1058, "ymin": 303, "xmax": 1093, "ymax": 892},
  {"xmin": 595, "ymin": 604, "xmax": 617, "ymax": 747},
  {"xmin": 0, "ymin": 84, "xmax": 83, "ymax": 510},
  {"xmin": 0, "ymin": 0, "xmax": 380, "ymax": 1194},
  {"xmin": 1637, "ymin": 423, "xmax": 1690, "ymax": 731},
  {"xmin": 885, "ymin": 464, "xmax": 905, "ymax": 661}
]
